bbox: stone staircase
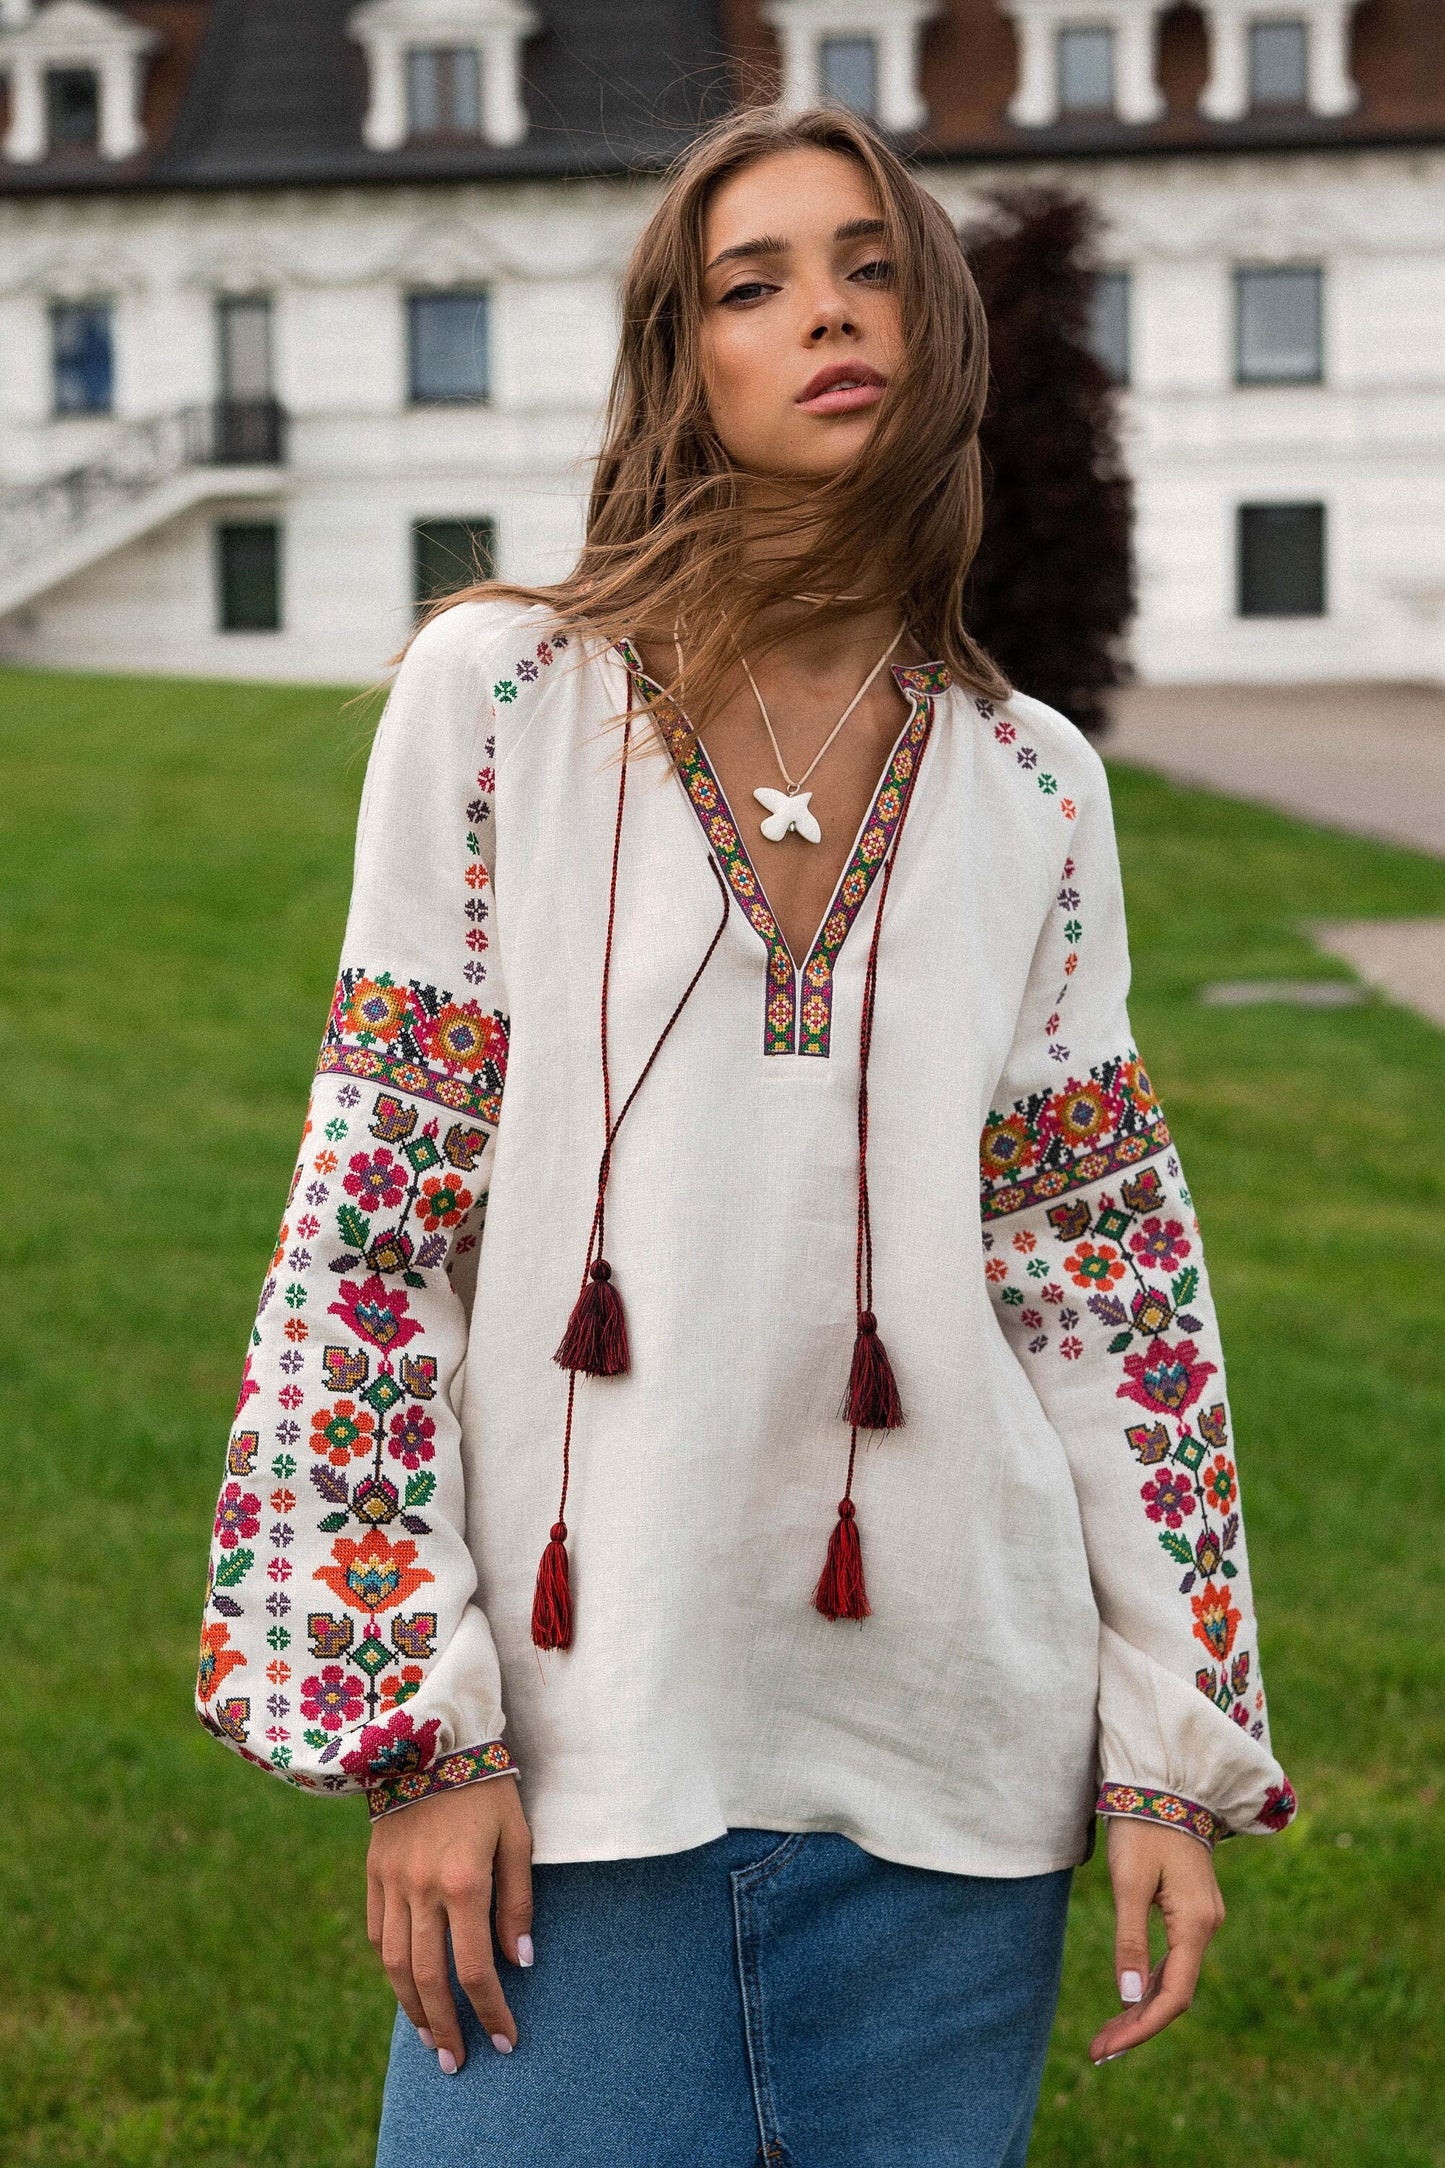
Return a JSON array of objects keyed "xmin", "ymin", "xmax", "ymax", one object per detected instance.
[{"xmin": 0, "ymin": 399, "xmax": 288, "ymax": 618}]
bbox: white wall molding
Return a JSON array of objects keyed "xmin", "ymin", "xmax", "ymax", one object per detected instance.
[
  {"xmin": 762, "ymin": 0, "xmax": 942, "ymax": 133},
  {"xmin": 0, "ymin": 0, "xmax": 157, "ymax": 164},
  {"xmin": 999, "ymin": 0, "xmax": 1168, "ymax": 127},
  {"xmin": 1197, "ymin": 1, "xmax": 1361, "ymax": 123},
  {"xmin": 348, "ymin": 0, "xmax": 538, "ymax": 152}
]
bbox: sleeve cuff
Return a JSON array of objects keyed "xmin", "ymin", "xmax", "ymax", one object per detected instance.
[
  {"xmin": 1096, "ymin": 1780, "xmax": 1223, "ymax": 1850},
  {"xmin": 366, "ymin": 1739, "xmax": 519, "ymax": 1822}
]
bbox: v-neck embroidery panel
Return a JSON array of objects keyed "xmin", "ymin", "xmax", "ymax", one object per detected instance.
[{"xmin": 614, "ymin": 640, "xmax": 948, "ymax": 1059}]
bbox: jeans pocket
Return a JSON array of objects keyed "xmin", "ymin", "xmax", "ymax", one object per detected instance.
[{"xmin": 731, "ymin": 1831, "xmax": 807, "ymax": 1889}]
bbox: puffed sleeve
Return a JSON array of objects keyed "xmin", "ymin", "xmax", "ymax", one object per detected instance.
[
  {"xmin": 196, "ymin": 602, "xmax": 538, "ymax": 1819},
  {"xmin": 979, "ymin": 725, "xmax": 1297, "ymax": 1849}
]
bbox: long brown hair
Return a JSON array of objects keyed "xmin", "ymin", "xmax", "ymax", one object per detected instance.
[{"xmin": 424, "ymin": 103, "xmax": 1010, "ymax": 727}]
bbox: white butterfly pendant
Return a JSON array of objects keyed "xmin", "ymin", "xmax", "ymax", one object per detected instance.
[{"xmin": 753, "ymin": 786, "xmax": 821, "ymax": 844}]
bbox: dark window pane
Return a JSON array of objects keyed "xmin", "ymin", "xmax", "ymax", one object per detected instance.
[
  {"xmin": 51, "ymin": 301, "xmax": 113, "ymax": 414},
  {"xmin": 413, "ymin": 519, "xmax": 497, "ymax": 610},
  {"xmin": 47, "ymin": 68, "xmax": 99, "ymax": 149},
  {"xmin": 1238, "ymin": 503, "xmax": 1325, "ymax": 616},
  {"xmin": 1249, "ymin": 20, "xmax": 1308, "ymax": 107},
  {"xmin": 820, "ymin": 38, "xmax": 877, "ymax": 116},
  {"xmin": 1236, "ymin": 265, "xmax": 1322, "ymax": 383},
  {"xmin": 1087, "ymin": 270, "xmax": 1131, "ymax": 384},
  {"xmin": 1058, "ymin": 27, "xmax": 1114, "ymax": 113},
  {"xmin": 218, "ymin": 522, "xmax": 282, "ymax": 632},
  {"xmin": 409, "ymin": 291, "xmax": 489, "ymax": 403}
]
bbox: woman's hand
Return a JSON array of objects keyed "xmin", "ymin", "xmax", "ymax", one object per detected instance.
[
  {"xmin": 366, "ymin": 1775, "xmax": 534, "ymax": 2072},
  {"xmin": 1089, "ymin": 1817, "xmax": 1226, "ymax": 2065}
]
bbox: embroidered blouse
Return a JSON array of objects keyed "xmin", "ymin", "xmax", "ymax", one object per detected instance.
[{"xmin": 196, "ymin": 599, "xmax": 1296, "ymax": 1873}]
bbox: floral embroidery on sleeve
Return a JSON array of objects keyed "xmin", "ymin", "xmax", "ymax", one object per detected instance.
[{"xmin": 981, "ymin": 1057, "xmax": 1283, "ymax": 1762}]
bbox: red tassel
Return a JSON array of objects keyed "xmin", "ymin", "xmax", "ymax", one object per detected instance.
[
  {"xmin": 553, "ymin": 1258, "xmax": 629, "ymax": 1376},
  {"xmin": 531, "ymin": 1520, "xmax": 573, "ymax": 1649},
  {"xmin": 813, "ymin": 1498, "xmax": 871, "ymax": 1621},
  {"xmin": 844, "ymin": 1311, "xmax": 904, "ymax": 1430}
]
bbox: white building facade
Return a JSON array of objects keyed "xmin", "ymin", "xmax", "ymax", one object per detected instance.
[{"xmin": 1, "ymin": 0, "xmax": 1442, "ymax": 686}]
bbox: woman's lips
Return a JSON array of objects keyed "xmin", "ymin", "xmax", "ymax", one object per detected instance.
[{"xmin": 795, "ymin": 364, "xmax": 887, "ymax": 416}]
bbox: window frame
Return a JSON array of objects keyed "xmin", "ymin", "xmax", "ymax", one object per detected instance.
[
  {"xmin": 1234, "ymin": 264, "xmax": 1324, "ymax": 387},
  {"xmin": 1247, "ymin": 18, "xmax": 1310, "ymax": 111},
  {"xmin": 405, "ymin": 44, "xmax": 484, "ymax": 139},
  {"xmin": 50, "ymin": 298, "xmax": 115, "ymax": 417},
  {"xmin": 1056, "ymin": 23, "xmax": 1116, "ymax": 116},
  {"xmin": 1237, "ymin": 501, "xmax": 1327, "ymax": 618},
  {"xmin": 819, "ymin": 35, "xmax": 879, "ymax": 117},
  {"xmin": 45, "ymin": 65, "xmax": 101, "ymax": 153},
  {"xmin": 407, "ymin": 290, "xmax": 491, "ymax": 407},
  {"xmin": 217, "ymin": 521, "xmax": 284, "ymax": 634},
  {"xmin": 1086, "ymin": 268, "xmax": 1132, "ymax": 386},
  {"xmin": 412, "ymin": 517, "xmax": 498, "ymax": 615}
]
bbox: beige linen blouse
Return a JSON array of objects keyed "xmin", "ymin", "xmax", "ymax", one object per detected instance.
[{"xmin": 196, "ymin": 599, "xmax": 1296, "ymax": 1874}]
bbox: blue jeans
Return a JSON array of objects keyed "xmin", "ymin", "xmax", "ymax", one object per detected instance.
[{"xmin": 376, "ymin": 1826, "xmax": 1072, "ymax": 2167}]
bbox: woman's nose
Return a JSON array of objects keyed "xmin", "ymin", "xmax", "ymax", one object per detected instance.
[{"xmin": 808, "ymin": 310, "xmax": 859, "ymax": 342}]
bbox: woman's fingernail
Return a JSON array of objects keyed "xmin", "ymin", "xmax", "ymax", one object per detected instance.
[
  {"xmin": 1120, "ymin": 1970, "xmax": 1144, "ymax": 2003},
  {"xmin": 416, "ymin": 2026, "xmax": 436, "ymax": 2049},
  {"xmin": 491, "ymin": 2033, "xmax": 514, "ymax": 2055},
  {"xmin": 517, "ymin": 1934, "xmax": 534, "ymax": 1967},
  {"xmin": 438, "ymin": 2049, "xmax": 459, "ymax": 2076}
]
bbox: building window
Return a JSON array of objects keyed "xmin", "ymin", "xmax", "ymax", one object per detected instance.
[
  {"xmin": 1057, "ymin": 25, "xmax": 1114, "ymax": 114},
  {"xmin": 1087, "ymin": 269, "xmax": 1131, "ymax": 384},
  {"xmin": 406, "ymin": 46, "xmax": 482, "ymax": 138},
  {"xmin": 51, "ymin": 300, "xmax": 113, "ymax": 415},
  {"xmin": 413, "ymin": 518, "xmax": 497, "ymax": 612},
  {"xmin": 408, "ymin": 291, "xmax": 490, "ymax": 405},
  {"xmin": 1235, "ymin": 265, "xmax": 1323, "ymax": 384},
  {"xmin": 217, "ymin": 295, "xmax": 273, "ymax": 400},
  {"xmin": 1248, "ymin": 19, "xmax": 1308, "ymax": 109},
  {"xmin": 218, "ymin": 522, "xmax": 283, "ymax": 632},
  {"xmin": 1238, "ymin": 503, "xmax": 1325, "ymax": 616},
  {"xmin": 45, "ymin": 67, "xmax": 100, "ymax": 152},
  {"xmin": 820, "ymin": 36, "xmax": 878, "ymax": 116}
]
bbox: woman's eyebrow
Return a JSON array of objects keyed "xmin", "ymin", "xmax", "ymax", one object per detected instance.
[
  {"xmin": 704, "ymin": 216, "xmax": 886, "ymax": 275},
  {"xmin": 705, "ymin": 233, "xmax": 788, "ymax": 273}
]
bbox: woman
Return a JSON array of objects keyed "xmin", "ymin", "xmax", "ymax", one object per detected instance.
[{"xmin": 197, "ymin": 105, "xmax": 1295, "ymax": 2166}]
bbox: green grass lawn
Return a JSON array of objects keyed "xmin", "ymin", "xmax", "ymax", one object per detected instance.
[{"xmin": 2, "ymin": 667, "xmax": 1442, "ymax": 2168}]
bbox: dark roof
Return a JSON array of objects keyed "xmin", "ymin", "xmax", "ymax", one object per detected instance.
[{"xmin": 0, "ymin": 0, "xmax": 734, "ymax": 192}]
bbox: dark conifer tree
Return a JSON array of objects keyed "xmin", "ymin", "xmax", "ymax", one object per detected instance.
[{"xmin": 962, "ymin": 189, "xmax": 1134, "ymax": 736}]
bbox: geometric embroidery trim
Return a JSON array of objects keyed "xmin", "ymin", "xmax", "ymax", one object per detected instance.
[
  {"xmin": 979, "ymin": 1050, "xmax": 1172, "ymax": 1220},
  {"xmin": 1095, "ymin": 1781, "xmax": 1223, "ymax": 1848},
  {"xmin": 320, "ymin": 967, "xmax": 509, "ymax": 1126},
  {"xmin": 366, "ymin": 1737, "xmax": 520, "ymax": 1821},
  {"xmin": 614, "ymin": 638, "xmax": 946, "ymax": 1058}
]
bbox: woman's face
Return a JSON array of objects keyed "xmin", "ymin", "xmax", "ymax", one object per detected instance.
[{"xmin": 698, "ymin": 146, "xmax": 903, "ymax": 481}]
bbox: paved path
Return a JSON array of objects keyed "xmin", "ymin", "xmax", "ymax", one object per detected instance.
[
  {"xmin": 1102, "ymin": 683, "xmax": 1445, "ymax": 1030},
  {"xmin": 1311, "ymin": 919, "xmax": 1445, "ymax": 1030},
  {"xmin": 1102, "ymin": 681, "xmax": 1445, "ymax": 859}
]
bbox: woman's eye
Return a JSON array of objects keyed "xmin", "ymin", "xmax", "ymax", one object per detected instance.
[
  {"xmin": 719, "ymin": 279, "xmax": 775, "ymax": 307},
  {"xmin": 850, "ymin": 258, "xmax": 894, "ymax": 286}
]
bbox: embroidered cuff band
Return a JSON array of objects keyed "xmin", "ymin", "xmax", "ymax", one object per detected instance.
[
  {"xmin": 1095, "ymin": 1781, "xmax": 1223, "ymax": 1849},
  {"xmin": 366, "ymin": 1739, "xmax": 519, "ymax": 1822}
]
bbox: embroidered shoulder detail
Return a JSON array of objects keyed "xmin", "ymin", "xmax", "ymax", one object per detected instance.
[
  {"xmin": 1096, "ymin": 1782, "xmax": 1223, "ymax": 1847},
  {"xmin": 320, "ymin": 969, "xmax": 508, "ymax": 1126},
  {"xmin": 892, "ymin": 661, "xmax": 951, "ymax": 697},
  {"xmin": 980, "ymin": 1052, "xmax": 1170, "ymax": 1220},
  {"xmin": 978, "ymin": 695, "xmax": 1079, "ymax": 824},
  {"xmin": 367, "ymin": 1738, "xmax": 519, "ymax": 1821}
]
